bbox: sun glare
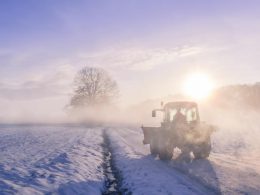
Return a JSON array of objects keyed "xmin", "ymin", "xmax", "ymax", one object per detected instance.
[{"xmin": 183, "ymin": 73, "xmax": 214, "ymax": 99}]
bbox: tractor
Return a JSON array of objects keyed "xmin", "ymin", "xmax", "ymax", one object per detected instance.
[{"xmin": 142, "ymin": 101, "xmax": 215, "ymax": 161}]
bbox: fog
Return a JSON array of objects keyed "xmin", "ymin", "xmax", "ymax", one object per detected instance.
[
  {"xmin": 0, "ymin": 81, "xmax": 260, "ymax": 158},
  {"xmin": 54, "ymin": 90, "xmax": 259, "ymax": 157},
  {"xmin": 201, "ymin": 103, "xmax": 260, "ymax": 157}
]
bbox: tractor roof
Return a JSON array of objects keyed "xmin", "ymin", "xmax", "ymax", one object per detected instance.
[{"xmin": 164, "ymin": 101, "xmax": 198, "ymax": 109}]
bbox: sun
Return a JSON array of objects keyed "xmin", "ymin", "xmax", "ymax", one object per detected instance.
[{"xmin": 183, "ymin": 73, "xmax": 214, "ymax": 99}]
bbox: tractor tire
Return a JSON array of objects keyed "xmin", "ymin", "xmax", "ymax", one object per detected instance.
[
  {"xmin": 178, "ymin": 148, "xmax": 192, "ymax": 162},
  {"xmin": 150, "ymin": 138, "xmax": 159, "ymax": 155},
  {"xmin": 158, "ymin": 144, "xmax": 173, "ymax": 161},
  {"xmin": 193, "ymin": 141, "xmax": 211, "ymax": 159}
]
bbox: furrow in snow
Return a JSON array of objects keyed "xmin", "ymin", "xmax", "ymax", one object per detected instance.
[{"xmin": 106, "ymin": 127, "xmax": 217, "ymax": 195}]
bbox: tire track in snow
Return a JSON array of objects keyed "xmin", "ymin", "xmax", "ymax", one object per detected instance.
[
  {"xmin": 102, "ymin": 129, "xmax": 130, "ymax": 195},
  {"xmin": 111, "ymin": 127, "xmax": 260, "ymax": 195},
  {"xmin": 107, "ymin": 127, "xmax": 220, "ymax": 195}
]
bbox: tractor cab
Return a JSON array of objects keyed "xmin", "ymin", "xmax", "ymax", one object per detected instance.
[{"xmin": 152, "ymin": 101, "xmax": 200, "ymax": 126}]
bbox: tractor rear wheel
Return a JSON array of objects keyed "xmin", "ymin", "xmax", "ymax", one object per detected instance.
[
  {"xmin": 158, "ymin": 142, "xmax": 173, "ymax": 161},
  {"xmin": 193, "ymin": 141, "xmax": 211, "ymax": 159}
]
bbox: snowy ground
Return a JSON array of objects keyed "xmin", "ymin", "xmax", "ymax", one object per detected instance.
[
  {"xmin": 106, "ymin": 127, "xmax": 260, "ymax": 195},
  {"xmin": 0, "ymin": 125, "xmax": 105, "ymax": 195},
  {"xmin": 0, "ymin": 124, "xmax": 259, "ymax": 195}
]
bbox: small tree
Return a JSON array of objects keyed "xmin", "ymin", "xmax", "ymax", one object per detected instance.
[{"xmin": 69, "ymin": 67, "xmax": 118, "ymax": 109}]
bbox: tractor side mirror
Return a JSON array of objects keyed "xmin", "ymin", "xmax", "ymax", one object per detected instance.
[{"xmin": 152, "ymin": 110, "xmax": 156, "ymax": 117}]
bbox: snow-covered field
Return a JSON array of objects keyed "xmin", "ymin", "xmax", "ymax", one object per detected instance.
[
  {"xmin": 0, "ymin": 125, "xmax": 105, "ymax": 195},
  {"xmin": 0, "ymin": 124, "xmax": 259, "ymax": 195},
  {"xmin": 107, "ymin": 127, "xmax": 260, "ymax": 195}
]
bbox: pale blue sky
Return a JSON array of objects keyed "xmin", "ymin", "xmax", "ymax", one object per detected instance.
[{"xmin": 0, "ymin": 0, "xmax": 260, "ymax": 121}]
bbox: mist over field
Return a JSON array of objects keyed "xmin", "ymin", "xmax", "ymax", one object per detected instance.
[
  {"xmin": 1, "ymin": 1, "xmax": 260, "ymax": 194},
  {"xmin": 56, "ymin": 82, "xmax": 260, "ymax": 159},
  {"xmin": 1, "ymin": 80, "xmax": 260, "ymax": 157},
  {"xmin": 0, "ymin": 70, "xmax": 259, "ymax": 159}
]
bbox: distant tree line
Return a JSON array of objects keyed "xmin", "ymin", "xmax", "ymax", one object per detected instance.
[{"xmin": 212, "ymin": 83, "xmax": 260, "ymax": 110}]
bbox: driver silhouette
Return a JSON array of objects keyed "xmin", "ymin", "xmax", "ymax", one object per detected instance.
[{"xmin": 174, "ymin": 108, "xmax": 186, "ymax": 124}]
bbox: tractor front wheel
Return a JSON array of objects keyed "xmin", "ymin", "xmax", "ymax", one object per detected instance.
[{"xmin": 150, "ymin": 137, "xmax": 159, "ymax": 156}]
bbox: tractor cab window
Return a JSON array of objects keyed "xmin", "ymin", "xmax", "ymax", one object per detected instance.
[
  {"xmin": 165, "ymin": 108, "xmax": 186, "ymax": 122},
  {"xmin": 164, "ymin": 108, "xmax": 176, "ymax": 122},
  {"xmin": 186, "ymin": 107, "xmax": 198, "ymax": 123},
  {"xmin": 165, "ymin": 106, "xmax": 198, "ymax": 123}
]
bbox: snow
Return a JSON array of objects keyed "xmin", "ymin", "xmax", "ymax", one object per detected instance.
[
  {"xmin": 106, "ymin": 127, "xmax": 260, "ymax": 195},
  {"xmin": 0, "ymin": 125, "xmax": 105, "ymax": 195},
  {"xmin": 0, "ymin": 124, "xmax": 259, "ymax": 194},
  {"xmin": 106, "ymin": 127, "xmax": 216, "ymax": 195}
]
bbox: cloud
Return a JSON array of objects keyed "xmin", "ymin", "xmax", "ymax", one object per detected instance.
[
  {"xmin": 77, "ymin": 46, "xmax": 204, "ymax": 71},
  {"xmin": 0, "ymin": 64, "xmax": 77, "ymax": 123},
  {"xmin": 0, "ymin": 64, "xmax": 76, "ymax": 100},
  {"xmin": 0, "ymin": 45, "xmax": 204, "ymax": 76}
]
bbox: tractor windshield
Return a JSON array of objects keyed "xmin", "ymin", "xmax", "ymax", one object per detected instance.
[
  {"xmin": 164, "ymin": 106, "xmax": 198, "ymax": 123},
  {"xmin": 186, "ymin": 107, "xmax": 198, "ymax": 123}
]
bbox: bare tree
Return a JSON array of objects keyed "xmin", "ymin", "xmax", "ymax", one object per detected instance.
[{"xmin": 69, "ymin": 67, "xmax": 119, "ymax": 109}]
